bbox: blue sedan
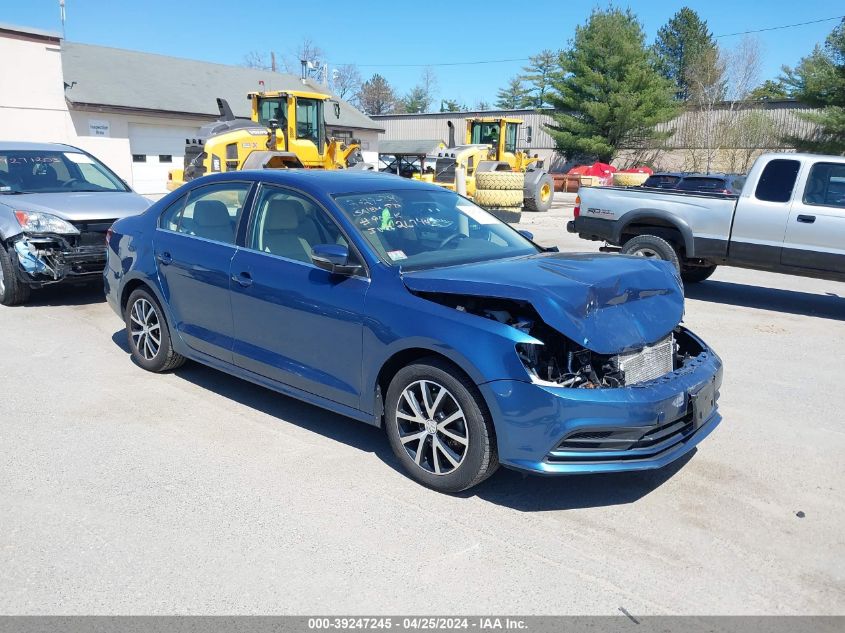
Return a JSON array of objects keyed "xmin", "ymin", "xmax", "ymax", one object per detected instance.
[{"xmin": 105, "ymin": 170, "xmax": 722, "ymax": 492}]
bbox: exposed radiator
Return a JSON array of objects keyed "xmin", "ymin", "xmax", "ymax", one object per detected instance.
[{"xmin": 616, "ymin": 335, "xmax": 674, "ymax": 385}]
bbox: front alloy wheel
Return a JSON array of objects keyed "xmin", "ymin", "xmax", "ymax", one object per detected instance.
[
  {"xmin": 385, "ymin": 358, "xmax": 498, "ymax": 492},
  {"xmin": 396, "ymin": 380, "xmax": 469, "ymax": 475}
]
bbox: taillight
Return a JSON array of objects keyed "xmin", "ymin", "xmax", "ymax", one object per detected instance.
[
  {"xmin": 573, "ymin": 195, "xmax": 581, "ymax": 218},
  {"xmin": 105, "ymin": 227, "xmax": 114, "ymax": 245}
]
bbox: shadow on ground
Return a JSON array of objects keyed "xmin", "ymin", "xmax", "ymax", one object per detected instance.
[
  {"xmin": 20, "ymin": 281, "xmax": 105, "ymax": 307},
  {"xmin": 686, "ymin": 280, "xmax": 845, "ymax": 321},
  {"xmin": 111, "ymin": 329, "xmax": 687, "ymax": 512}
]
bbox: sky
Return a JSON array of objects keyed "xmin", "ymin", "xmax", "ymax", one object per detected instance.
[{"xmin": 2, "ymin": 0, "xmax": 843, "ymax": 108}]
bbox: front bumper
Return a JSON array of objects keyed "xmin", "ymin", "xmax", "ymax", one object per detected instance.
[
  {"xmin": 12, "ymin": 235, "xmax": 106, "ymax": 287},
  {"xmin": 480, "ymin": 330, "xmax": 723, "ymax": 475}
]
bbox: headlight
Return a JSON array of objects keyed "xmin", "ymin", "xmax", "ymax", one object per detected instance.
[{"xmin": 14, "ymin": 210, "xmax": 79, "ymax": 235}]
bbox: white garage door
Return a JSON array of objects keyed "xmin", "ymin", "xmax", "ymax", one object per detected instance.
[{"xmin": 128, "ymin": 123, "xmax": 199, "ymax": 197}]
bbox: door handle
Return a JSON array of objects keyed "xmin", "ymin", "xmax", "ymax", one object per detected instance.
[
  {"xmin": 157, "ymin": 252, "xmax": 172, "ymax": 265},
  {"xmin": 232, "ymin": 272, "xmax": 253, "ymax": 288},
  {"xmin": 797, "ymin": 215, "xmax": 816, "ymax": 224}
]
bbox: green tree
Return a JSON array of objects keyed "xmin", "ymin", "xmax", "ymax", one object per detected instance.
[
  {"xmin": 495, "ymin": 77, "xmax": 532, "ymax": 109},
  {"xmin": 546, "ymin": 8, "xmax": 678, "ymax": 163},
  {"xmin": 358, "ymin": 74, "xmax": 398, "ymax": 115},
  {"xmin": 782, "ymin": 18, "xmax": 845, "ymax": 154},
  {"xmin": 521, "ymin": 50, "xmax": 558, "ymax": 107},
  {"xmin": 749, "ymin": 79, "xmax": 789, "ymax": 100},
  {"xmin": 654, "ymin": 7, "xmax": 718, "ymax": 100},
  {"xmin": 401, "ymin": 86, "xmax": 431, "ymax": 113},
  {"xmin": 440, "ymin": 99, "xmax": 464, "ymax": 112}
]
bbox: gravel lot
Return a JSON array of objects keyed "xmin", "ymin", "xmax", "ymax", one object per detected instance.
[{"xmin": 1, "ymin": 196, "xmax": 843, "ymax": 615}]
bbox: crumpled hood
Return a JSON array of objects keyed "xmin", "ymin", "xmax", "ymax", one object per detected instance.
[
  {"xmin": 402, "ymin": 252, "xmax": 684, "ymax": 354},
  {"xmin": 1, "ymin": 191, "xmax": 151, "ymax": 222}
]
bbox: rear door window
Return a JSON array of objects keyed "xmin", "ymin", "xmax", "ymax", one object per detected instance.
[
  {"xmin": 161, "ymin": 182, "xmax": 251, "ymax": 244},
  {"xmin": 755, "ymin": 159, "xmax": 800, "ymax": 203}
]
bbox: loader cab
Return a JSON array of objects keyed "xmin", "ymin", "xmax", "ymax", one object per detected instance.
[
  {"xmin": 251, "ymin": 90, "xmax": 328, "ymax": 165},
  {"xmin": 467, "ymin": 118, "xmax": 521, "ymax": 164}
]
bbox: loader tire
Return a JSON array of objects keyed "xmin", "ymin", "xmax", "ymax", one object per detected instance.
[
  {"xmin": 473, "ymin": 188, "xmax": 523, "ymax": 208},
  {"xmin": 523, "ymin": 173, "xmax": 554, "ymax": 212},
  {"xmin": 475, "ymin": 172, "xmax": 525, "ymax": 190}
]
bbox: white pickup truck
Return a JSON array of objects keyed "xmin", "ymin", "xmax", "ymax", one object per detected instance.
[{"xmin": 567, "ymin": 153, "xmax": 845, "ymax": 283}]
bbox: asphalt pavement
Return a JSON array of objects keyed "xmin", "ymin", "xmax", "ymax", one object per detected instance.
[{"xmin": 1, "ymin": 197, "xmax": 843, "ymax": 614}]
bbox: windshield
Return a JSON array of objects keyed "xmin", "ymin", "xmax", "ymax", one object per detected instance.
[
  {"xmin": 0, "ymin": 150, "xmax": 129, "ymax": 194},
  {"xmin": 333, "ymin": 189, "xmax": 539, "ymax": 270}
]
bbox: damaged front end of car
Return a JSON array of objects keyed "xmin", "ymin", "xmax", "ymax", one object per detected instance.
[
  {"xmin": 412, "ymin": 291, "xmax": 705, "ymax": 389},
  {"xmin": 5, "ymin": 210, "xmax": 112, "ymax": 287},
  {"xmin": 402, "ymin": 253, "xmax": 722, "ymax": 475}
]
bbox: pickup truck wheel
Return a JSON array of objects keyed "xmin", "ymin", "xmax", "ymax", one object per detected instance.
[
  {"xmin": 385, "ymin": 358, "xmax": 499, "ymax": 493},
  {"xmin": 620, "ymin": 234, "xmax": 680, "ymax": 271},
  {"xmin": 681, "ymin": 264, "xmax": 717, "ymax": 283},
  {"xmin": 0, "ymin": 244, "xmax": 31, "ymax": 306}
]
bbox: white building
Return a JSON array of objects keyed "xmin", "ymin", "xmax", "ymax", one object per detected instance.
[{"xmin": 0, "ymin": 23, "xmax": 383, "ymax": 197}]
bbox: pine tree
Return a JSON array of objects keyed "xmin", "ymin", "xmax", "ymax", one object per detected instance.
[
  {"xmin": 654, "ymin": 7, "xmax": 718, "ymax": 100},
  {"xmin": 358, "ymin": 74, "xmax": 398, "ymax": 115},
  {"xmin": 782, "ymin": 18, "xmax": 845, "ymax": 154},
  {"xmin": 521, "ymin": 50, "xmax": 558, "ymax": 107},
  {"xmin": 495, "ymin": 77, "xmax": 532, "ymax": 110},
  {"xmin": 546, "ymin": 8, "xmax": 678, "ymax": 163}
]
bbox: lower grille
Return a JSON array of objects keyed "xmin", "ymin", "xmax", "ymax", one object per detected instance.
[
  {"xmin": 549, "ymin": 411, "xmax": 697, "ymax": 462},
  {"xmin": 616, "ymin": 335, "xmax": 673, "ymax": 384}
]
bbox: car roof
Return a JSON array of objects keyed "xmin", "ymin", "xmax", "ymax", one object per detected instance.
[
  {"xmin": 0, "ymin": 141, "xmax": 79, "ymax": 152},
  {"xmin": 203, "ymin": 169, "xmax": 449, "ymax": 196}
]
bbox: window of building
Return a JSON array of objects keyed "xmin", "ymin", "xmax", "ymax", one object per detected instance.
[
  {"xmin": 159, "ymin": 155, "xmax": 173, "ymax": 163},
  {"xmin": 132, "ymin": 154, "xmax": 146, "ymax": 163}
]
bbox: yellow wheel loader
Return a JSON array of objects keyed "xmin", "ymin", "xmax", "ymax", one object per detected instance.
[
  {"xmin": 167, "ymin": 90, "xmax": 366, "ymax": 191},
  {"xmin": 418, "ymin": 117, "xmax": 554, "ymax": 212}
]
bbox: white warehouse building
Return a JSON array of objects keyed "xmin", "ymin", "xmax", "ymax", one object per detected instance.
[{"xmin": 0, "ymin": 23, "xmax": 383, "ymax": 198}]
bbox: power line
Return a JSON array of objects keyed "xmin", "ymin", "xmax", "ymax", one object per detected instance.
[
  {"xmin": 715, "ymin": 14, "xmax": 843, "ymax": 38},
  {"xmin": 337, "ymin": 15, "xmax": 844, "ymax": 69},
  {"xmin": 354, "ymin": 57, "xmax": 529, "ymax": 68}
]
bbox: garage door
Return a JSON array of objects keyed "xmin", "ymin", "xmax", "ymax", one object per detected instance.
[{"xmin": 128, "ymin": 123, "xmax": 199, "ymax": 197}]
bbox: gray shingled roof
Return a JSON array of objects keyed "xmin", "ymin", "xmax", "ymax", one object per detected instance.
[{"xmin": 61, "ymin": 42, "xmax": 382, "ymax": 132}]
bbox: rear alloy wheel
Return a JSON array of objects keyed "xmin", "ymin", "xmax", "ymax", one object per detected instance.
[
  {"xmin": 385, "ymin": 358, "xmax": 498, "ymax": 493},
  {"xmin": 124, "ymin": 287, "xmax": 185, "ymax": 372},
  {"xmin": 0, "ymin": 244, "xmax": 31, "ymax": 306},
  {"xmin": 620, "ymin": 234, "xmax": 680, "ymax": 271}
]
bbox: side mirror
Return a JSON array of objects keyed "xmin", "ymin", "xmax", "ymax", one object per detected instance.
[
  {"xmin": 525, "ymin": 125, "xmax": 533, "ymax": 145},
  {"xmin": 311, "ymin": 243, "xmax": 361, "ymax": 276},
  {"xmin": 518, "ymin": 229, "xmax": 534, "ymax": 240},
  {"xmin": 334, "ymin": 102, "xmax": 341, "ymax": 118}
]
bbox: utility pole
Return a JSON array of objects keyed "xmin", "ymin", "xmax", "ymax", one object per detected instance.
[{"xmin": 59, "ymin": 0, "xmax": 66, "ymax": 39}]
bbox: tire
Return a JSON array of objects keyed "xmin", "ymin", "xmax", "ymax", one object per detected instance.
[
  {"xmin": 487, "ymin": 207, "xmax": 522, "ymax": 224},
  {"xmin": 0, "ymin": 243, "xmax": 31, "ymax": 306},
  {"xmin": 523, "ymin": 173, "xmax": 554, "ymax": 212},
  {"xmin": 681, "ymin": 264, "xmax": 717, "ymax": 283},
  {"xmin": 385, "ymin": 357, "xmax": 499, "ymax": 493},
  {"xmin": 473, "ymin": 188, "xmax": 523, "ymax": 208},
  {"xmin": 475, "ymin": 171, "xmax": 524, "ymax": 190},
  {"xmin": 124, "ymin": 287, "xmax": 186, "ymax": 372},
  {"xmin": 620, "ymin": 234, "xmax": 680, "ymax": 271}
]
